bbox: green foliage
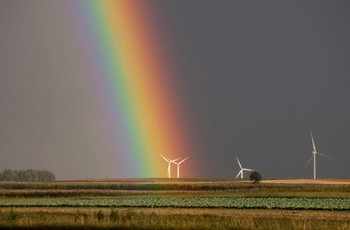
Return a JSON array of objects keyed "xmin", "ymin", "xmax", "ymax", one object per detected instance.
[
  {"xmin": 96, "ymin": 210, "xmax": 104, "ymax": 222},
  {"xmin": 125, "ymin": 209, "xmax": 134, "ymax": 220},
  {"xmin": 0, "ymin": 169, "xmax": 55, "ymax": 182},
  {"xmin": 250, "ymin": 171, "xmax": 262, "ymax": 184},
  {"xmin": 0, "ymin": 197, "xmax": 349, "ymax": 211},
  {"xmin": 7, "ymin": 210, "xmax": 18, "ymax": 223},
  {"xmin": 110, "ymin": 209, "xmax": 118, "ymax": 222}
]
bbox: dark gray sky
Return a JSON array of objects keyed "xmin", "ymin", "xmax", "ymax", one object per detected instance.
[{"xmin": 1, "ymin": 1, "xmax": 349, "ymax": 179}]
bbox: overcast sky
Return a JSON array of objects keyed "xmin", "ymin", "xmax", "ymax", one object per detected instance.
[{"xmin": 1, "ymin": 1, "xmax": 349, "ymax": 179}]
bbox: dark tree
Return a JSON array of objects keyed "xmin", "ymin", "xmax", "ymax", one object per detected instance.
[
  {"xmin": 1, "ymin": 170, "xmax": 17, "ymax": 181},
  {"xmin": 249, "ymin": 171, "xmax": 262, "ymax": 184},
  {"xmin": 0, "ymin": 169, "xmax": 55, "ymax": 182}
]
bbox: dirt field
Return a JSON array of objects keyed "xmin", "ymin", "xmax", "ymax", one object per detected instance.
[
  {"xmin": 2, "ymin": 207, "xmax": 350, "ymax": 220},
  {"xmin": 263, "ymin": 179, "xmax": 350, "ymax": 185}
]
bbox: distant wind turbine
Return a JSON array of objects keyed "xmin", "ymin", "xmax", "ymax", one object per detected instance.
[
  {"xmin": 160, "ymin": 154, "xmax": 180, "ymax": 178},
  {"xmin": 306, "ymin": 130, "xmax": 332, "ymax": 180},
  {"xmin": 235, "ymin": 157, "xmax": 254, "ymax": 179},
  {"xmin": 174, "ymin": 157, "xmax": 189, "ymax": 178}
]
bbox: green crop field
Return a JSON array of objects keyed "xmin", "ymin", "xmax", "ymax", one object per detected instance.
[
  {"xmin": 1, "ymin": 197, "xmax": 350, "ymax": 210},
  {"xmin": 0, "ymin": 179, "xmax": 350, "ymax": 229}
]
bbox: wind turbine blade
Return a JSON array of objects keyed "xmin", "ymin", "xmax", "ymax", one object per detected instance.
[
  {"xmin": 243, "ymin": 168, "xmax": 255, "ymax": 172},
  {"xmin": 305, "ymin": 155, "xmax": 314, "ymax": 168},
  {"xmin": 170, "ymin": 158, "xmax": 181, "ymax": 163},
  {"xmin": 236, "ymin": 157, "xmax": 243, "ymax": 169},
  {"xmin": 310, "ymin": 130, "xmax": 317, "ymax": 152},
  {"xmin": 178, "ymin": 157, "xmax": 189, "ymax": 164},
  {"xmin": 160, "ymin": 154, "xmax": 169, "ymax": 162},
  {"xmin": 318, "ymin": 152, "xmax": 333, "ymax": 160}
]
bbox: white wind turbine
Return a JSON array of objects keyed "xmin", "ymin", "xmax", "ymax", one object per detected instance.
[
  {"xmin": 174, "ymin": 157, "xmax": 189, "ymax": 178},
  {"xmin": 306, "ymin": 130, "xmax": 332, "ymax": 180},
  {"xmin": 160, "ymin": 154, "xmax": 180, "ymax": 178},
  {"xmin": 235, "ymin": 157, "xmax": 254, "ymax": 179}
]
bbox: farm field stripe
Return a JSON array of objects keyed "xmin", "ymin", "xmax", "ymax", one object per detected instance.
[{"xmin": 1, "ymin": 197, "xmax": 350, "ymax": 211}]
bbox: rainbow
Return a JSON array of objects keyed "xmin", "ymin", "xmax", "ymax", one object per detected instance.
[{"xmin": 68, "ymin": 1, "xmax": 196, "ymax": 177}]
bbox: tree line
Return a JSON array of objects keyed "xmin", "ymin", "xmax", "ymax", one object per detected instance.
[{"xmin": 0, "ymin": 169, "xmax": 55, "ymax": 182}]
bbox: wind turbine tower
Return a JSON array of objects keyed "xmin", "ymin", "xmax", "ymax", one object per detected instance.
[
  {"xmin": 306, "ymin": 130, "xmax": 332, "ymax": 180},
  {"xmin": 235, "ymin": 157, "xmax": 254, "ymax": 179},
  {"xmin": 174, "ymin": 157, "xmax": 189, "ymax": 178}
]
